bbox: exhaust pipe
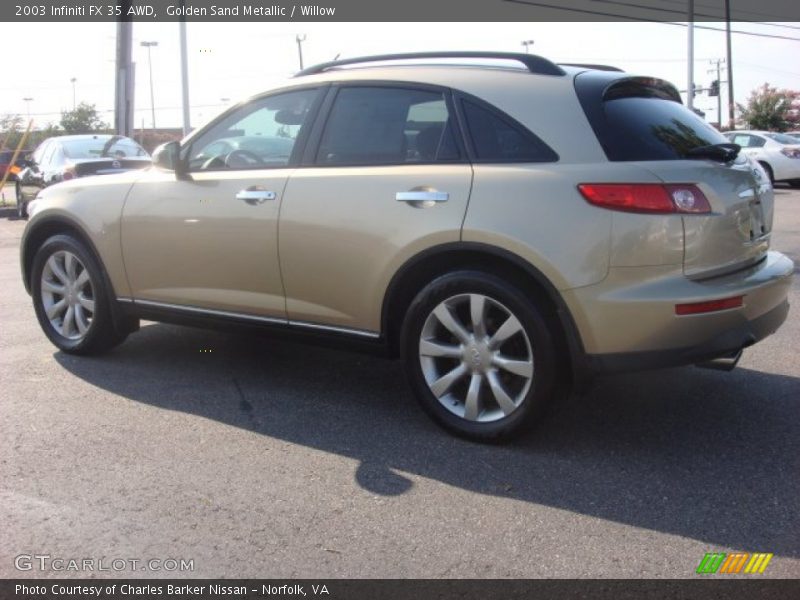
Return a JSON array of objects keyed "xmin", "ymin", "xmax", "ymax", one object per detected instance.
[{"xmin": 695, "ymin": 349, "xmax": 743, "ymax": 372}]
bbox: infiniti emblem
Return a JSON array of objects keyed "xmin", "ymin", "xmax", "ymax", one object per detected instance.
[{"xmin": 111, "ymin": 160, "xmax": 121, "ymax": 169}]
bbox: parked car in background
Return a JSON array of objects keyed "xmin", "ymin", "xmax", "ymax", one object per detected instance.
[
  {"xmin": 20, "ymin": 52, "xmax": 794, "ymax": 441},
  {"xmin": 786, "ymin": 131, "xmax": 800, "ymax": 142},
  {"xmin": 0, "ymin": 149, "xmax": 30, "ymax": 181},
  {"xmin": 15, "ymin": 134, "xmax": 151, "ymax": 218},
  {"xmin": 723, "ymin": 130, "xmax": 800, "ymax": 186}
]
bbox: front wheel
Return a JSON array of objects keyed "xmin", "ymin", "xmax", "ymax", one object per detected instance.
[
  {"xmin": 401, "ymin": 271, "xmax": 558, "ymax": 442},
  {"xmin": 31, "ymin": 235, "xmax": 127, "ymax": 354}
]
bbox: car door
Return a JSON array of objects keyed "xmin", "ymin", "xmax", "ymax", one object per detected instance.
[
  {"xmin": 121, "ymin": 87, "xmax": 323, "ymax": 319},
  {"xmin": 279, "ymin": 84, "xmax": 473, "ymax": 334}
]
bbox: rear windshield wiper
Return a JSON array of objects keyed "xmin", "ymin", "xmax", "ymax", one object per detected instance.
[{"xmin": 684, "ymin": 143, "xmax": 740, "ymax": 163}]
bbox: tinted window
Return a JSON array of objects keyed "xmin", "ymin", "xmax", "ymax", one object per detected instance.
[
  {"xmin": 316, "ymin": 87, "xmax": 460, "ymax": 166},
  {"xmin": 462, "ymin": 100, "xmax": 557, "ymax": 162},
  {"xmin": 599, "ymin": 96, "xmax": 728, "ymax": 161},
  {"xmin": 60, "ymin": 137, "xmax": 148, "ymax": 159},
  {"xmin": 187, "ymin": 88, "xmax": 319, "ymax": 171}
]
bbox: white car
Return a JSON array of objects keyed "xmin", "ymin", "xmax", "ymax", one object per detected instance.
[{"xmin": 724, "ymin": 130, "xmax": 800, "ymax": 186}]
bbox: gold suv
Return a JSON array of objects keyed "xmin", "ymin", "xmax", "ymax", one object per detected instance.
[{"xmin": 20, "ymin": 53, "xmax": 794, "ymax": 441}]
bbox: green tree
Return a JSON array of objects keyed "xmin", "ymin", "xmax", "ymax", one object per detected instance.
[
  {"xmin": 737, "ymin": 84, "xmax": 799, "ymax": 131},
  {"xmin": 59, "ymin": 102, "xmax": 108, "ymax": 134}
]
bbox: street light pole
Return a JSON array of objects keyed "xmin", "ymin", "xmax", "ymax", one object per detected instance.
[
  {"xmin": 140, "ymin": 40, "xmax": 158, "ymax": 129},
  {"xmin": 521, "ymin": 39, "xmax": 535, "ymax": 54},
  {"xmin": 70, "ymin": 78, "xmax": 77, "ymax": 109},
  {"xmin": 22, "ymin": 97, "xmax": 33, "ymax": 119},
  {"xmin": 296, "ymin": 34, "xmax": 306, "ymax": 70}
]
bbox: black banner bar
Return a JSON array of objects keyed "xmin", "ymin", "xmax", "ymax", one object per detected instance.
[
  {"xmin": 4, "ymin": 579, "xmax": 800, "ymax": 600},
  {"xmin": 2, "ymin": 0, "xmax": 800, "ymax": 22}
]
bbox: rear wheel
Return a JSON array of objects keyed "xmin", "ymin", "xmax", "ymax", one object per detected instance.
[
  {"xmin": 401, "ymin": 271, "xmax": 557, "ymax": 442},
  {"xmin": 31, "ymin": 235, "xmax": 127, "ymax": 354}
]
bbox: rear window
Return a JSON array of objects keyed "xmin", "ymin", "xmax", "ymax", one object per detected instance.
[
  {"xmin": 600, "ymin": 97, "xmax": 728, "ymax": 161},
  {"xmin": 765, "ymin": 132, "xmax": 798, "ymax": 145},
  {"xmin": 576, "ymin": 73, "xmax": 729, "ymax": 162},
  {"xmin": 62, "ymin": 137, "xmax": 148, "ymax": 159}
]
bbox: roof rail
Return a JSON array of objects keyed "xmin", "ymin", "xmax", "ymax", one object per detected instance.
[
  {"xmin": 296, "ymin": 52, "xmax": 566, "ymax": 77},
  {"xmin": 559, "ymin": 63, "xmax": 624, "ymax": 73}
]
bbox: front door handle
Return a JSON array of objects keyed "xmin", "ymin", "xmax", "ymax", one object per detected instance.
[
  {"xmin": 236, "ymin": 188, "xmax": 276, "ymax": 205},
  {"xmin": 396, "ymin": 191, "xmax": 449, "ymax": 203}
]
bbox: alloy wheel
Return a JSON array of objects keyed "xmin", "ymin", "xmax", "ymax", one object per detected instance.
[
  {"xmin": 418, "ymin": 293, "xmax": 534, "ymax": 423},
  {"xmin": 40, "ymin": 250, "xmax": 96, "ymax": 340}
]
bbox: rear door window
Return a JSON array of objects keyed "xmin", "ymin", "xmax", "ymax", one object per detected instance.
[{"xmin": 315, "ymin": 86, "xmax": 460, "ymax": 166}]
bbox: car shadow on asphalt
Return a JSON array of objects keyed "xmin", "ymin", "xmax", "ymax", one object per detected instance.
[{"xmin": 54, "ymin": 322, "xmax": 800, "ymax": 558}]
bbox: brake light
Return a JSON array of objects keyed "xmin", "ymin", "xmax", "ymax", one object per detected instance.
[
  {"xmin": 578, "ymin": 184, "xmax": 711, "ymax": 214},
  {"xmin": 675, "ymin": 296, "xmax": 744, "ymax": 315},
  {"xmin": 780, "ymin": 147, "xmax": 800, "ymax": 159}
]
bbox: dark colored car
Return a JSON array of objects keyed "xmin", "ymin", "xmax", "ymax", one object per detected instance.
[
  {"xmin": 15, "ymin": 134, "xmax": 151, "ymax": 218},
  {"xmin": 0, "ymin": 149, "xmax": 30, "ymax": 181}
]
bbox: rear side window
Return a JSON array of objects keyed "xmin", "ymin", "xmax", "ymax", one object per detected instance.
[
  {"xmin": 729, "ymin": 134, "xmax": 765, "ymax": 148},
  {"xmin": 316, "ymin": 87, "xmax": 460, "ymax": 166},
  {"xmin": 461, "ymin": 100, "xmax": 557, "ymax": 162}
]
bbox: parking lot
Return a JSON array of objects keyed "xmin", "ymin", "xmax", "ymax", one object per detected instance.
[{"xmin": 1, "ymin": 187, "xmax": 798, "ymax": 579}]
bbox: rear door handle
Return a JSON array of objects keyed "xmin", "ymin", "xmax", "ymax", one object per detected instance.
[
  {"xmin": 236, "ymin": 188, "xmax": 276, "ymax": 205},
  {"xmin": 396, "ymin": 191, "xmax": 449, "ymax": 204}
]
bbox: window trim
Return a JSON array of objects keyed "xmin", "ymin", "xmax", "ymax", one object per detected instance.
[
  {"xmin": 302, "ymin": 81, "xmax": 469, "ymax": 169},
  {"xmin": 180, "ymin": 84, "xmax": 328, "ymax": 174},
  {"xmin": 452, "ymin": 91, "xmax": 559, "ymax": 164}
]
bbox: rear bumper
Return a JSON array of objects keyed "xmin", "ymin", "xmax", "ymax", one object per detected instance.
[
  {"xmin": 585, "ymin": 297, "xmax": 789, "ymax": 373},
  {"xmin": 565, "ymin": 251, "xmax": 794, "ymax": 374}
]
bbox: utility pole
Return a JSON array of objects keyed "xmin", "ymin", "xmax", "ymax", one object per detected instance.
[
  {"xmin": 70, "ymin": 78, "xmax": 77, "ymax": 109},
  {"xmin": 179, "ymin": 4, "xmax": 191, "ymax": 136},
  {"xmin": 140, "ymin": 41, "xmax": 159, "ymax": 130},
  {"xmin": 687, "ymin": 0, "xmax": 694, "ymax": 110},
  {"xmin": 724, "ymin": 0, "xmax": 735, "ymax": 130},
  {"xmin": 114, "ymin": 9, "xmax": 134, "ymax": 137},
  {"xmin": 708, "ymin": 59, "xmax": 725, "ymax": 129},
  {"xmin": 296, "ymin": 34, "xmax": 306, "ymax": 70}
]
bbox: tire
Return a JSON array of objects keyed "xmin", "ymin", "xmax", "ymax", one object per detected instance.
[
  {"xmin": 16, "ymin": 183, "xmax": 27, "ymax": 219},
  {"xmin": 30, "ymin": 234, "xmax": 127, "ymax": 355},
  {"xmin": 758, "ymin": 162, "xmax": 774, "ymax": 185},
  {"xmin": 401, "ymin": 271, "xmax": 558, "ymax": 442}
]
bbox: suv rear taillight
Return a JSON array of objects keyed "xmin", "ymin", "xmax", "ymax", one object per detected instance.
[{"xmin": 578, "ymin": 183, "xmax": 711, "ymax": 214}]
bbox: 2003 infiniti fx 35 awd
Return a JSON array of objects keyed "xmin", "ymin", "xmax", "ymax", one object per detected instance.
[{"xmin": 21, "ymin": 52, "xmax": 794, "ymax": 441}]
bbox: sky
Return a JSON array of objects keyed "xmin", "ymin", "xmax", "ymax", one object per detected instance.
[{"xmin": 1, "ymin": 21, "xmax": 799, "ymax": 131}]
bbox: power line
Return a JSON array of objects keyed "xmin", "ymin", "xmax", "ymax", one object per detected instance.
[
  {"xmin": 600, "ymin": 0, "xmax": 800, "ymax": 22},
  {"xmin": 504, "ymin": 0, "xmax": 800, "ymax": 42}
]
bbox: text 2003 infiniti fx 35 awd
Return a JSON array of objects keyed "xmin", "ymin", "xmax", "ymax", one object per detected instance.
[{"xmin": 20, "ymin": 53, "xmax": 793, "ymax": 441}]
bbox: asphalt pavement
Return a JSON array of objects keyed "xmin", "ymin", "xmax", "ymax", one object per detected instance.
[{"xmin": 1, "ymin": 188, "xmax": 799, "ymax": 579}]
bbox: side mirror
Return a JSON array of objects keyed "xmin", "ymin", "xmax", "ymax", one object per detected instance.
[{"xmin": 152, "ymin": 141, "xmax": 185, "ymax": 176}]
